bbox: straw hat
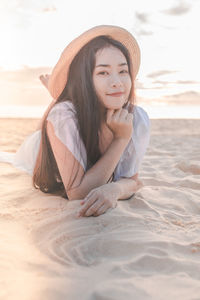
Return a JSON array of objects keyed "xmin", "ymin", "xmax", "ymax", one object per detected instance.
[{"xmin": 48, "ymin": 25, "xmax": 141, "ymax": 101}]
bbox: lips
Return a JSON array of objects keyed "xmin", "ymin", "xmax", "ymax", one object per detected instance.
[{"xmin": 107, "ymin": 92, "xmax": 124, "ymax": 97}]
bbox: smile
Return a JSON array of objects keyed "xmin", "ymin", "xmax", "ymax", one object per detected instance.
[{"xmin": 107, "ymin": 92, "xmax": 124, "ymax": 97}]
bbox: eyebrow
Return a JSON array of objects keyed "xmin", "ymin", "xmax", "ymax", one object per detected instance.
[{"xmin": 95, "ymin": 63, "xmax": 128, "ymax": 68}]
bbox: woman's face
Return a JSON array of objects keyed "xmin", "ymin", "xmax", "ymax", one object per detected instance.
[{"xmin": 92, "ymin": 46, "xmax": 132, "ymax": 111}]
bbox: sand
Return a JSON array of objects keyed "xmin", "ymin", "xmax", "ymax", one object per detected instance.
[{"xmin": 0, "ymin": 118, "xmax": 200, "ymax": 300}]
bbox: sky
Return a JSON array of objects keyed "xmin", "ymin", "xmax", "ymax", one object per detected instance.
[{"xmin": 0, "ymin": 0, "xmax": 200, "ymax": 117}]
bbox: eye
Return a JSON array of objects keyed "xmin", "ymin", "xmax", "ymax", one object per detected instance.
[
  {"xmin": 98, "ymin": 71, "xmax": 108, "ymax": 75},
  {"xmin": 120, "ymin": 70, "xmax": 129, "ymax": 74}
]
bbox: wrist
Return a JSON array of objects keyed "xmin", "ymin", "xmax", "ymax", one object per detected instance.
[
  {"xmin": 109, "ymin": 181, "xmax": 122, "ymax": 199},
  {"xmin": 113, "ymin": 136, "xmax": 131, "ymax": 145}
]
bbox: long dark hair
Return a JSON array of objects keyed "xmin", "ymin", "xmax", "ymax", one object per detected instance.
[{"xmin": 33, "ymin": 35, "xmax": 134, "ymax": 197}]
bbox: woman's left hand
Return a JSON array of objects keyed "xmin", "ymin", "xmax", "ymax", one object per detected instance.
[{"xmin": 76, "ymin": 183, "xmax": 119, "ymax": 217}]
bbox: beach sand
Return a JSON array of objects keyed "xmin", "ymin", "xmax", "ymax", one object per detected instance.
[{"xmin": 0, "ymin": 118, "xmax": 200, "ymax": 300}]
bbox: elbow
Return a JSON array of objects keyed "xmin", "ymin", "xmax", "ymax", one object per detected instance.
[
  {"xmin": 66, "ymin": 188, "xmax": 81, "ymax": 201},
  {"xmin": 66, "ymin": 185, "xmax": 87, "ymax": 201}
]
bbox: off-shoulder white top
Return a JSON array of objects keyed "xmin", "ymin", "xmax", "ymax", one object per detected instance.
[{"xmin": 2, "ymin": 101, "xmax": 150, "ymax": 195}]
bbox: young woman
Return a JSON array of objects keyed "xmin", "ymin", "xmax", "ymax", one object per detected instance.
[{"xmin": 8, "ymin": 25, "xmax": 150, "ymax": 217}]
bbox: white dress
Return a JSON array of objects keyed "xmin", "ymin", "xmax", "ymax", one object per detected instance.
[{"xmin": 0, "ymin": 102, "xmax": 150, "ymax": 186}]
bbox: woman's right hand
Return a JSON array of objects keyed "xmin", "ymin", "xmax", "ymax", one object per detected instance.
[{"xmin": 106, "ymin": 108, "xmax": 133, "ymax": 141}]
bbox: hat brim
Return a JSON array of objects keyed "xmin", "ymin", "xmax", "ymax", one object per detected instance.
[{"xmin": 48, "ymin": 25, "xmax": 141, "ymax": 100}]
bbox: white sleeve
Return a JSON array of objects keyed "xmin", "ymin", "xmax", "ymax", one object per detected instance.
[
  {"xmin": 13, "ymin": 130, "xmax": 41, "ymax": 175},
  {"xmin": 46, "ymin": 101, "xmax": 88, "ymax": 193},
  {"xmin": 113, "ymin": 106, "xmax": 150, "ymax": 181},
  {"xmin": 46, "ymin": 101, "xmax": 87, "ymax": 171}
]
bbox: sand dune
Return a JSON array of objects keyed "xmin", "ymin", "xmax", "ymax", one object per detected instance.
[{"xmin": 0, "ymin": 118, "xmax": 200, "ymax": 300}]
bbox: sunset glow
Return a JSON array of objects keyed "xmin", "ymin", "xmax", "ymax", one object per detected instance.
[{"xmin": 0, "ymin": 0, "xmax": 200, "ymax": 117}]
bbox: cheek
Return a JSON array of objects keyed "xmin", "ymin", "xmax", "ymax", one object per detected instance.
[
  {"xmin": 93, "ymin": 76, "xmax": 101, "ymax": 91},
  {"xmin": 93, "ymin": 79, "xmax": 106, "ymax": 97},
  {"xmin": 125, "ymin": 77, "xmax": 132, "ymax": 91}
]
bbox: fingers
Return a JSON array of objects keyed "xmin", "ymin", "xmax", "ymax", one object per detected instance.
[
  {"xmin": 107, "ymin": 106, "xmax": 133, "ymax": 123},
  {"xmin": 125, "ymin": 112, "xmax": 133, "ymax": 122},
  {"xmin": 128, "ymin": 103, "xmax": 134, "ymax": 114},
  {"xmin": 107, "ymin": 107, "xmax": 127, "ymax": 119},
  {"xmin": 114, "ymin": 108, "xmax": 133, "ymax": 123},
  {"xmin": 119, "ymin": 108, "xmax": 129, "ymax": 119},
  {"xmin": 84, "ymin": 199, "xmax": 105, "ymax": 217},
  {"xmin": 77, "ymin": 192, "xmax": 101, "ymax": 217},
  {"xmin": 92, "ymin": 203, "xmax": 109, "ymax": 217},
  {"xmin": 93, "ymin": 201, "xmax": 117, "ymax": 217},
  {"xmin": 106, "ymin": 109, "xmax": 115, "ymax": 123}
]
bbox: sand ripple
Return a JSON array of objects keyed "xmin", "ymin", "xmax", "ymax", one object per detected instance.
[{"xmin": 1, "ymin": 119, "xmax": 200, "ymax": 299}]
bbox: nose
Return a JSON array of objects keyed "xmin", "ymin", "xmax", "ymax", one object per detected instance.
[{"xmin": 110, "ymin": 74, "xmax": 122, "ymax": 88}]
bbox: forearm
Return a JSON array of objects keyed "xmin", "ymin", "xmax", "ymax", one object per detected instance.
[
  {"xmin": 112, "ymin": 177, "xmax": 143, "ymax": 200},
  {"xmin": 68, "ymin": 138, "xmax": 129, "ymax": 199}
]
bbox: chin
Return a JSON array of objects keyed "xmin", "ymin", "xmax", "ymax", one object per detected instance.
[
  {"xmin": 108, "ymin": 105, "xmax": 123, "ymax": 110},
  {"xmin": 106, "ymin": 99, "xmax": 126, "ymax": 110}
]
